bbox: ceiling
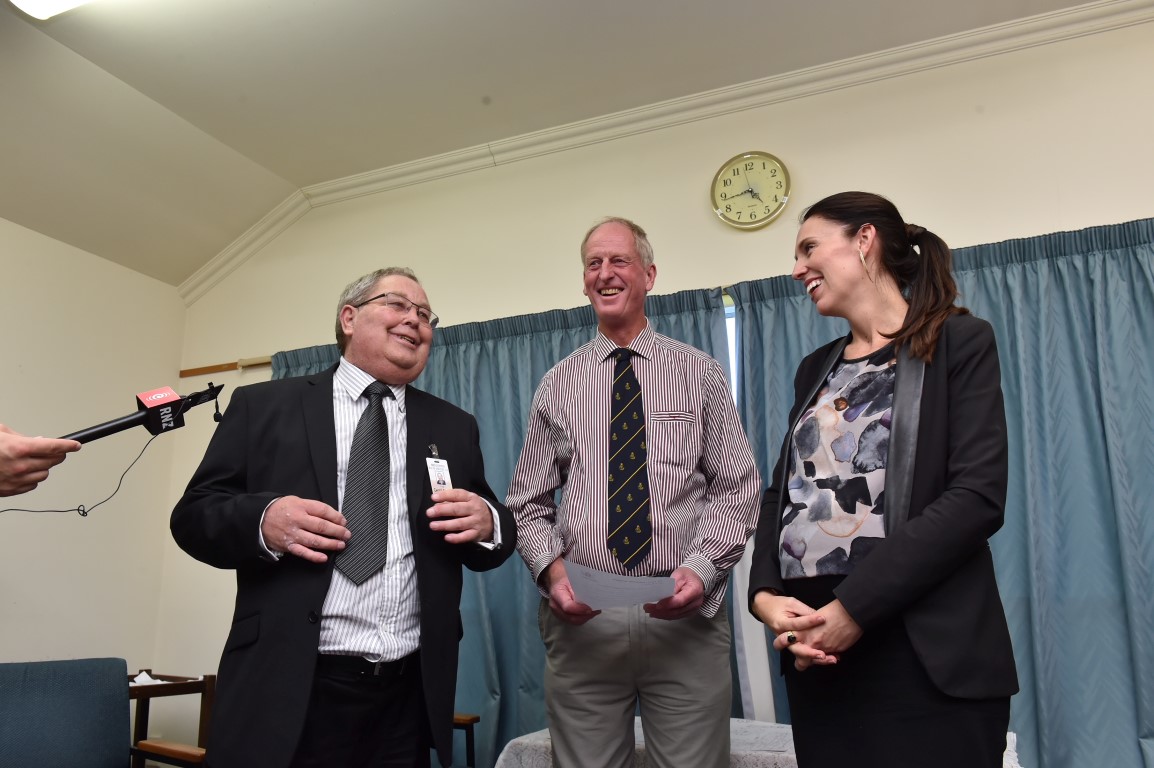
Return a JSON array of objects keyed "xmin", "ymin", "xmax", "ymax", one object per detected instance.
[{"xmin": 1, "ymin": 0, "xmax": 1093, "ymax": 287}]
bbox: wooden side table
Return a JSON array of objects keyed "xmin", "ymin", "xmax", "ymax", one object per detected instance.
[
  {"xmin": 127, "ymin": 670, "xmax": 215, "ymax": 768},
  {"xmin": 454, "ymin": 712, "xmax": 481, "ymax": 767}
]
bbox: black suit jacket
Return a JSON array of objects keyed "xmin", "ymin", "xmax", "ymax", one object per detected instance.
[
  {"xmin": 171, "ymin": 367, "xmax": 515, "ymax": 768},
  {"xmin": 749, "ymin": 313, "xmax": 1018, "ymax": 699}
]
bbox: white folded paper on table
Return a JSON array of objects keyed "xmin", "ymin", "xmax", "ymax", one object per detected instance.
[
  {"xmin": 562, "ymin": 559, "xmax": 675, "ymax": 609},
  {"xmin": 131, "ymin": 671, "xmax": 165, "ymax": 685},
  {"xmin": 129, "ymin": 672, "xmax": 203, "ymax": 685}
]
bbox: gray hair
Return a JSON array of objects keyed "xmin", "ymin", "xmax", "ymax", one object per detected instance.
[
  {"xmin": 579, "ymin": 216, "xmax": 654, "ymax": 268},
  {"xmin": 334, "ymin": 267, "xmax": 421, "ymax": 352}
]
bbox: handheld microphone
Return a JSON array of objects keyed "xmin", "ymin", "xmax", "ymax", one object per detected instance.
[{"xmin": 60, "ymin": 383, "xmax": 225, "ymax": 444}]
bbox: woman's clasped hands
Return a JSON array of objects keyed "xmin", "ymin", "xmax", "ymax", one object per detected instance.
[{"xmin": 752, "ymin": 592, "xmax": 864, "ymax": 671}]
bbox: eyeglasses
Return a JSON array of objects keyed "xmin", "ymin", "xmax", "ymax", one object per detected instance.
[{"xmin": 354, "ymin": 292, "xmax": 440, "ymax": 328}]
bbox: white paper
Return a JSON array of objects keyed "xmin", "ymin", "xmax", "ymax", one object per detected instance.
[
  {"xmin": 131, "ymin": 671, "xmax": 163, "ymax": 685},
  {"xmin": 129, "ymin": 672, "xmax": 203, "ymax": 686},
  {"xmin": 562, "ymin": 559, "xmax": 675, "ymax": 609}
]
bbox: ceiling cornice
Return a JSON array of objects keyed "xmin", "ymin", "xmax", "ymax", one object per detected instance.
[
  {"xmin": 303, "ymin": 145, "xmax": 497, "ymax": 208},
  {"xmin": 179, "ymin": 0, "xmax": 1154, "ymax": 306},
  {"xmin": 179, "ymin": 191, "xmax": 311, "ymax": 304}
]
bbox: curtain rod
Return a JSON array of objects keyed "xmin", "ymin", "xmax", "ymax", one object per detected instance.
[
  {"xmin": 180, "ymin": 356, "xmax": 272, "ymax": 379},
  {"xmin": 179, "ymin": 287, "xmax": 740, "ymax": 379}
]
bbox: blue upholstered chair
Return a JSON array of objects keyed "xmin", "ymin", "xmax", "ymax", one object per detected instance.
[{"xmin": 0, "ymin": 657, "xmax": 130, "ymax": 768}]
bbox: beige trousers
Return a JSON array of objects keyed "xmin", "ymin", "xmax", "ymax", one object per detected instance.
[{"xmin": 539, "ymin": 600, "xmax": 732, "ymax": 768}]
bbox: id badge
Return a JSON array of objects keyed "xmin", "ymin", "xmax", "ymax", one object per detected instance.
[{"xmin": 427, "ymin": 458, "xmax": 453, "ymax": 492}]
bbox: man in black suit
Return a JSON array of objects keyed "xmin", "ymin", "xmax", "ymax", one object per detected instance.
[{"xmin": 172, "ymin": 267, "xmax": 514, "ymax": 768}]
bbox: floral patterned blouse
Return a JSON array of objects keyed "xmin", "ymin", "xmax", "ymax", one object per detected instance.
[{"xmin": 779, "ymin": 344, "xmax": 896, "ymax": 579}]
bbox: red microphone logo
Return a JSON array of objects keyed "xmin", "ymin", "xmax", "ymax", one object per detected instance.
[
  {"xmin": 138, "ymin": 387, "xmax": 180, "ymax": 405},
  {"xmin": 136, "ymin": 387, "xmax": 184, "ymax": 434}
]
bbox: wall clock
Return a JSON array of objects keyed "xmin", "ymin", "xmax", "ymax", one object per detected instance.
[{"xmin": 710, "ymin": 151, "xmax": 791, "ymax": 230}]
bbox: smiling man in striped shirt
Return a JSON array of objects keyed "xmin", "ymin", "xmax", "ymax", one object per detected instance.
[{"xmin": 506, "ymin": 217, "xmax": 761, "ymax": 768}]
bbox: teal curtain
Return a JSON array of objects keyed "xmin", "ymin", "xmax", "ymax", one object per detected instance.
[
  {"xmin": 728, "ymin": 277, "xmax": 842, "ymax": 724},
  {"xmin": 271, "ymin": 287, "xmax": 729, "ymax": 767},
  {"xmin": 731, "ymin": 218, "xmax": 1154, "ymax": 768},
  {"xmin": 271, "ymin": 344, "xmax": 339, "ymax": 378}
]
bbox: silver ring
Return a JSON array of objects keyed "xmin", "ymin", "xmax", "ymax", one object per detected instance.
[{"xmin": 786, "ymin": 631, "xmax": 798, "ymax": 645}]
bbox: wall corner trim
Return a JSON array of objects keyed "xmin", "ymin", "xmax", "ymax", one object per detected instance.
[{"xmin": 179, "ymin": 191, "xmax": 312, "ymax": 306}]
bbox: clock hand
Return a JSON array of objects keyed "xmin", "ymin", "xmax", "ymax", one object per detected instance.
[
  {"xmin": 719, "ymin": 187, "xmax": 751, "ymax": 204},
  {"xmin": 740, "ymin": 167, "xmax": 762, "ymax": 202}
]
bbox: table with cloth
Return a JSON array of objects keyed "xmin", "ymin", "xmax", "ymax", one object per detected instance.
[{"xmin": 494, "ymin": 718, "xmax": 1022, "ymax": 768}]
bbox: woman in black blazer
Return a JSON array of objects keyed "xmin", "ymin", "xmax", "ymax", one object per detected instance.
[{"xmin": 748, "ymin": 192, "xmax": 1017, "ymax": 768}]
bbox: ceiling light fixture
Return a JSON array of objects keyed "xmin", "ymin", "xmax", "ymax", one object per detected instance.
[{"xmin": 9, "ymin": 0, "xmax": 97, "ymax": 20}]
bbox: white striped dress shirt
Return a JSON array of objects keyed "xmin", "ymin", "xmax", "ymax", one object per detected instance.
[
  {"xmin": 507, "ymin": 323, "xmax": 761, "ymax": 616},
  {"xmin": 317, "ymin": 358, "xmax": 420, "ymax": 661}
]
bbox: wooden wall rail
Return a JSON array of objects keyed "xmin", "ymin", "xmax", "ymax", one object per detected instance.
[{"xmin": 180, "ymin": 356, "xmax": 271, "ymax": 379}]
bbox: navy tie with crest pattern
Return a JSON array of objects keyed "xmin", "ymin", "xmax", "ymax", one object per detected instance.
[
  {"xmin": 607, "ymin": 348, "xmax": 652, "ymax": 569},
  {"xmin": 336, "ymin": 381, "xmax": 392, "ymax": 585}
]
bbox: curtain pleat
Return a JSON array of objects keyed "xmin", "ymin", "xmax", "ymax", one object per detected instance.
[
  {"xmin": 271, "ymin": 345, "xmax": 338, "ymax": 380},
  {"xmin": 953, "ymin": 220, "xmax": 1154, "ymax": 768}
]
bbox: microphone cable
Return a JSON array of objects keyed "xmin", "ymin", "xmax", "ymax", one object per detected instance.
[{"xmin": 0, "ymin": 395, "xmax": 203, "ymax": 517}]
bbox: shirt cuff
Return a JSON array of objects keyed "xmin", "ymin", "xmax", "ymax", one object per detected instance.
[
  {"xmin": 681, "ymin": 553, "xmax": 719, "ymax": 595},
  {"xmin": 257, "ymin": 498, "xmax": 284, "ymax": 561},
  {"xmin": 476, "ymin": 498, "xmax": 503, "ymax": 551}
]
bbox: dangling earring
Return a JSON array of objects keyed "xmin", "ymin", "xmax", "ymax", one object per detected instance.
[{"xmin": 859, "ymin": 247, "xmax": 878, "ymax": 285}]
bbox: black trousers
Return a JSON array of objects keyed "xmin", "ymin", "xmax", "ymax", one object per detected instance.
[{"xmin": 290, "ymin": 652, "xmax": 431, "ymax": 768}]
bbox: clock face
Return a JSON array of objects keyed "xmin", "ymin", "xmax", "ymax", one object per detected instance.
[{"xmin": 711, "ymin": 152, "xmax": 790, "ymax": 230}]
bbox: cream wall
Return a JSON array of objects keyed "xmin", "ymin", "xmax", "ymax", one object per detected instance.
[
  {"xmin": 0, "ymin": 215, "xmax": 185, "ymax": 670},
  {"xmin": 147, "ymin": 19, "xmax": 1152, "ymax": 744},
  {"xmin": 179, "ymin": 21, "xmax": 1154, "ymax": 373}
]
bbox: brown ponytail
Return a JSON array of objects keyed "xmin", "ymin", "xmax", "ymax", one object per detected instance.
[{"xmin": 801, "ymin": 192, "xmax": 968, "ymax": 362}]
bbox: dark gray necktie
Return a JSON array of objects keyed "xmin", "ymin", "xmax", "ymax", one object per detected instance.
[{"xmin": 336, "ymin": 381, "xmax": 392, "ymax": 585}]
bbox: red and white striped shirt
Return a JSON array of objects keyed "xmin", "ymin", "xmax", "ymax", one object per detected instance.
[{"xmin": 506, "ymin": 324, "xmax": 761, "ymax": 616}]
